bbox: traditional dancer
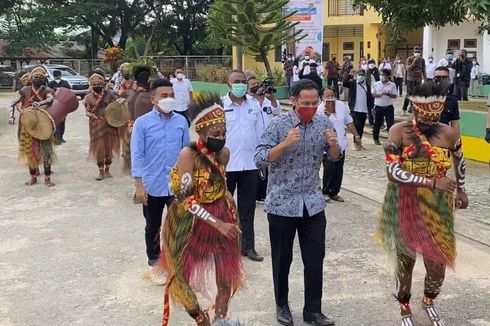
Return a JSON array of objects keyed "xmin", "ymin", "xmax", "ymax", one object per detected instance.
[
  {"xmin": 9, "ymin": 72, "xmax": 32, "ymax": 125},
  {"xmin": 377, "ymin": 81, "xmax": 468, "ymax": 326},
  {"xmin": 118, "ymin": 63, "xmax": 135, "ymax": 95},
  {"xmin": 159, "ymin": 93, "xmax": 244, "ymax": 326},
  {"xmin": 122, "ymin": 64, "xmax": 152, "ymax": 174},
  {"xmin": 84, "ymin": 73, "xmax": 120, "ymax": 180},
  {"xmin": 17, "ymin": 67, "xmax": 56, "ymax": 186}
]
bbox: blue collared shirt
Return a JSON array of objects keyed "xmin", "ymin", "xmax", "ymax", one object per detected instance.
[
  {"xmin": 255, "ymin": 109, "xmax": 337, "ymax": 217},
  {"xmin": 131, "ymin": 108, "xmax": 190, "ymax": 197}
]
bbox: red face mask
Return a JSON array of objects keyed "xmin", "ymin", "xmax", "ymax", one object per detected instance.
[{"xmin": 296, "ymin": 106, "xmax": 317, "ymax": 124}]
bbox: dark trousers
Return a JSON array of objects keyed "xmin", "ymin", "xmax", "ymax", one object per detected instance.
[
  {"xmin": 395, "ymin": 252, "xmax": 446, "ymax": 304},
  {"xmin": 394, "ymin": 77, "xmax": 403, "ymax": 96},
  {"xmin": 367, "ymin": 105, "xmax": 374, "ymax": 125},
  {"xmin": 142, "ymin": 195, "xmax": 173, "ymax": 266},
  {"xmin": 327, "ymin": 77, "xmax": 339, "ymax": 98},
  {"xmin": 403, "ymin": 79, "xmax": 421, "ymax": 111},
  {"xmin": 226, "ymin": 170, "xmax": 258, "ymax": 252},
  {"xmin": 174, "ymin": 110, "xmax": 191, "ymax": 126},
  {"xmin": 256, "ymin": 168, "xmax": 268, "ymax": 201},
  {"xmin": 286, "ymin": 76, "xmax": 293, "ymax": 96},
  {"xmin": 453, "ymin": 81, "xmax": 469, "ymax": 101},
  {"xmin": 55, "ymin": 119, "xmax": 66, "ymax": 141},
  {"xmin": 373, "ymin": 105, "xmax": 395, "ymax": 142},
  {"xmin": 268, "ymin": 208, "xmax": 326, "ymax": 312},
  {"xmin": 351, "ymin": 111, "xmax": 367, "ymax": 138},
  {"xmin": 322, "ymin": 151, "xmax": 345, "ymax": 197}
]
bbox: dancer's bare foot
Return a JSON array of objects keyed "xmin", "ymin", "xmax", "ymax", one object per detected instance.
[
  {"xmin": 44, "ymin": 177, "xmax": 55, "ymax": 187},
  {"xmin": 25, "ymin": 177, "xmax": 37, "ymax": 186}
]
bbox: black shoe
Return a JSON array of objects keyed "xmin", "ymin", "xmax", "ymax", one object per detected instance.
[
  {"xmin": 374, "ymin": 140, "xmax": 382, "ymax": 145},
  {"xmin": 303, "ymin": 311, "xmax": 335, "ymax": 326},
  {"xmin": 243, "ymin": 250, "xmax": 264, "ymax": 262},
  {"xmin": 276, "ymin": 305, "xmax": 294, "ymax": 326}
]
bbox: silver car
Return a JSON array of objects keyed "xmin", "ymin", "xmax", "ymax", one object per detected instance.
[{"xmin": 21, "ymin": 64, "xmax": 90, "ymax": 98}]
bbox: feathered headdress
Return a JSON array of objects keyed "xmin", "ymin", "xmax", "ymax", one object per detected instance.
[
  {"xmin": 189, "ymin": 92, "xmax": 225, "ymax": 132},
  {"xmin": 89, "ymin": 73, "xmax": 106, "ymax": 87},
  {"xmin": 30, "ymin": 66, "xmax": 47, "ymax": 79},
  {"xmin": 409, "ymin": 81, "xmax": 450, "ymax": 125}
]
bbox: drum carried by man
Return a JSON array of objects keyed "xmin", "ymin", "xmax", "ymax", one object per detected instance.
[
  {"xmin": 84, "ymin": 73, "xmax": 124, "ymax": 180},
  {"xmin": 17, "ymin": 66, "xmax": 78, "ymax": 187}
]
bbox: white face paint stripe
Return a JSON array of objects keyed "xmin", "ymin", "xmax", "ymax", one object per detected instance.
[{"xmin": 389, "ymin": 162, "xmax": 427, "ymax": 185}]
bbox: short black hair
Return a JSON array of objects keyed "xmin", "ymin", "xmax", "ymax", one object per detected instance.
[
  {"xmin": 435, "ymin": 66, "xmax": 449, "ymax": 74},
  {"xmin": 53, "ymin": 70, "xmax": 61, "ymax": 77},
  {"xmin": 174, "ymin": 67, "xmax": 182, "ymax": 71},
  {"xmin": 368, "ymin": 59, "xmax": 376, "ymax": 64},
  {"xmin": 381, "ymin": 68, "xmax": 391, "ymax": 77},
  {"xmin": 291, "ymin": 79, "xmax": 319, "ymax": 97},
  {"xmin": 150, "ymin": 78, "xmax": 173, "ymax": 94}
]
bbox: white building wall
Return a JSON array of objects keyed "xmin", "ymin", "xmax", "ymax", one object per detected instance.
[{"xmin": 426, "ymin": 21, "xmax": 487, "ymax": 72}]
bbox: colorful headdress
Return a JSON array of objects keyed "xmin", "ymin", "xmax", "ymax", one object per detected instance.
[
  {"xmin": 30, "ymin": 66, "xmax": 47, "ymax": 79},
  {"xmin": 189, "ymin": 92, "xmax": 225, "ymax": 132},
  {"xmin": 409, "ymin": 81, "xmax": 449, "ymax": 125},
  {"xmin": 89, "ymin": 73, "xmax": 105, "ymax": 87},
  {"xmin": 120, "ymin": 62, "xmax": 131, "ymax": 73},
  {"xmin": 20, "ymin": 73, "xmax": 31, "ymax": 86}
]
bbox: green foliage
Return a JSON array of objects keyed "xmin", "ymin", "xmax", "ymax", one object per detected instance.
[
  {"xmin": 353, "ymin": 0, "xmax": 490, "ymax": 36},
  {"xmin": 253, "ymin": 67, "xmax": 286, "ymax": 86},
  {"xmin": 195, "ymin": 64, "xmax": 229, "ymax": 83},
  {"xmin": 208, "ymin": 0, "xmax": 306, "ymax": 76}
]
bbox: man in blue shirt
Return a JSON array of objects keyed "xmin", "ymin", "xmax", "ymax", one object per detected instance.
[{"xmin": 131, "ymin": 78, "xmax": 189, "ymax": 282}]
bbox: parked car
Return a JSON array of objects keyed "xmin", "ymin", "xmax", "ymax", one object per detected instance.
[{"xmin": 20, "ymin": 64, "xmax": 89, "ymax": 98}]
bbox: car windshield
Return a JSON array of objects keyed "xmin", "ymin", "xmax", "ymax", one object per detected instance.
[{"xmin": 48, "ymin": 67, "xmax": 77, "ymax": 77}]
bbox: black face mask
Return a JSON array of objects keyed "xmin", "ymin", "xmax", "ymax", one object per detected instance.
[
  {"xmin": 93, "ymin": 86, "xmax": 103, "ymax": 93},
  {"xmin": 205, "ymin": 137, "xmax": 226, "ymax": 153},
  {"xmin": 250, "ymin": 85, "xmax": 260, "ymax": 94},
  {"xmin": 32, "ymin": 78, "xmax": 44, "ymax": 87},
  {"xmin": 123, "ymin": 74, "xmax": 130, "ymax": 80}
]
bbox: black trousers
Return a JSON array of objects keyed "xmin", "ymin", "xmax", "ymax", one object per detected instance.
[
  {"xmin": 367, "ymin": 105, "xmax": 374, "ymax": 126},
  {"xmin": 268, "ymin": 208, "xmax": 326, "ymax": 313},
  {"xmin": 174, "ymin": 110, "xmax": 191, "ymax": 126},
  {"xmin": 453, "ymin": 81, "xmax": 469, "ymax": 101},
  {"xmin": 142, "ymin": 195, "xmax": 173, "ymax": 266},
  {"xmin": 351, "ymin": 111, "xmax": 367, "ymax": 138},
  {"xmin": 226, "ymin": 170, "xmax": 258, "ymax": 252},
  {"xmin": 256, "ymin": 168, "xmax": 268, "ymax": 201},
  {"xmin": 394, "ymin": 77, "xmax": 403, "ymax": 96},
  {"xmin": 327, "ymin": 78, "xmax": 339, "ymax": 98},
  {"xmin": 56, "ymin": 119, "xmax": 66, "ymax": 141},
  {"xmin": 322, "ymin": 151, "xmax": 345, "ymax": 197},
  {"xmin": 402, "ymin": 79, "xmax": 421, "ymax": 111},
  {"xmin": 373, "ymin": 105, "xmax": 395, "ymax": 142}
]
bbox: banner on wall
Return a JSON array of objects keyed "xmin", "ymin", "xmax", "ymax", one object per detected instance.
[{"xmin": 284, "ymin": 0, "xmax": 324, "ymax": 60}]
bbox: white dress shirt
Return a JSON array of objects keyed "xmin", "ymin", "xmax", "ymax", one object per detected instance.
[
  {"xmin": 372, "ymin": 81, "xmax": 397, "ymax": 107},
  {"xmin": 254, "ymin": 97, "xmax": 282, "ymax": 138},
  {"xmin": 172, "ymin": 78, "xmax": 193, "ymax": 112},
  {"xmin": 222, "ymin": 94, "xmax": 262, "ymax": 172},
  {"xmin": 354, "ymin": 81, "xmax": 369, "ymax": 113},
  {"xmin": 425, "ymin": 62, "xmax": 437, "ymax": 79},
  {"xmin": 293, "ymin": 66, "xmax": 300, "ymax": 82},
  {"xmin": 317, "ymin": 100, "xmax": 353, "ymax": 151}
]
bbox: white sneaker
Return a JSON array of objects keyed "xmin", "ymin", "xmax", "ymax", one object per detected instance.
[{"xmin": 146, "ymin": 267, "xmax": 166, "ymax": 286}]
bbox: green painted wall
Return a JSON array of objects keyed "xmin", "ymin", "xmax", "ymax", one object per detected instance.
[
  {"xmin": 191, "ymin": 81, "xmax": 291, "ymax": 100},
  {"xmin": 460, "ymin": 110, "xmax": 487, "ymax": 139}
]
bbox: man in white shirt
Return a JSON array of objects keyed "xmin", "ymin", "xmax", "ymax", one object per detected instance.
[
  {"xmin": 171, "ymin": 67, "xmax": 193, "ymax": 125},
  {"xmin": 425, "ymin": 55, "xmax": 437, "ymax": 81},
  {"xmin": 394, "ymin": 55, "xmax": 406, "ymax": 96},
  {"xmin": 437, "ymin": 49, "xmax": 456, "ymax": 83},
  {"xmin": 318, "ymin": 87, "xmax": 362, "ymax": 202},
  {"xmin": 372, "ymin": 68, "xmax": 397, "ymax": 145},
  {"xmin": 223, "ymin": 70, "xmax": 264, "ymax": 262},
  {"xmin": 246, "ymin": 73, "xmax": 282, "ymax": 203}
]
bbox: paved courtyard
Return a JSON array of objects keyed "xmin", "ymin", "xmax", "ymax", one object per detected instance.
[{"xmin": 0, "ymin": 92, "xmax": 489, "ymax": 326}]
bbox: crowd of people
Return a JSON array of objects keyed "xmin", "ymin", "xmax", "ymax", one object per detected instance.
[{"xmin": 6, "ymin": 55, "xmax": 485, "ymax": 326}]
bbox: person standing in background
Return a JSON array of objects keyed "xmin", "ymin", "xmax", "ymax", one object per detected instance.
[
  {"xmin": 343, "ymin": 69, "xmax": 372, "ymax": 148},
  {"xmin": 393, "ymin": 55, "xmax": 406, "ymax": 97},
  {"xmin": 223, "ymin": 70, "xmax": 264, "ymax": 262},
  {"xmin": 371, "ymin": 69, "xmax": 397, "ymax": 145},
  {"xmin": 379, "ymin": 57, "xmax": 392, "ymax": 73},
  {"xmin": 316, "ymin": 59, "xmax": 325, "ymax": 80},
  {"xmin": 425, "ymin": 55, "xmax": 437, "ymax": 81},
  {"xmin": 326, "ymin": 54, "xmax": 341, "ymax": 99},
  {"xmin": 47, "ymin": 70, "xmax": 72, "ymax": 144},
  {"xmin": 131, "ymin": 78, "xmax": 190, "ymax": 284},
  {"xmin": 453, "ymin": 49, "xmax": 472, "ymax": 101},
  {"xmin": 341, "ymin": 56, "xmax": 354, "ymax": 100},
  {"xmin": 438, "ymin": 49, "xmax": 456, "ymax": 83},
  {"xmin": 293, "ymin": 58, "xmax": 301, "ymax": 83},
  {"xmin": 402, "ymin": 46, "xmax": 426, "ymax": 115},
  {"xmin": 366, "ymin": 59, "xmax": 380, "ymax": 127},
  {"xmin": 359, "ymin": 56, "xmax": 368, "ymax": 72},
  {"xmin": 300, "ymin": 62, "xmax": 323, "ymax": 93},
  {"xmin": 470, "ymin": 58, "xmax": 482, "ymax": 96},
  {"xmin": 172, "ymin": 67, "xmax": 193, "ymax": 125},
  {"xmin": 283, "ymin": 54, "xmax": 295, "ymax": 96}
]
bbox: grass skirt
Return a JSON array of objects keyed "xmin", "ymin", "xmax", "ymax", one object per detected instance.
[
  {"xmin": 18, "ymin": 126, "xmax": 56, "ymax": 169},
  {"xmin": 376, "ymin": 182, "xmax": 456, "ymax": 268},
  {"xmin": 159, "ymin": 194, "xmax": 244, "ymax": 313},
  {"xmin": 88, "ymin": 118, "xmax": 120, "ymax": 163}
]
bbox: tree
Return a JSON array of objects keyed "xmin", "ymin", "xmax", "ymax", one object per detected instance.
[
  {"xmin": 208, "ymin": 0, "xmax": 305, "ymax": 76},
  {"xmin": 353, "ymin": 0, "xmax": 490, "ymax": 41}
]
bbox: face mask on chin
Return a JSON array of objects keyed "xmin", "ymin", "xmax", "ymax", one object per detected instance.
[
  {"xmin": 205, "ymin": 137, "xmax": 226, "ymax": 153},
  {"xmin": 296, "ymin": 106, "xmax": 317, "ymax": 124}
]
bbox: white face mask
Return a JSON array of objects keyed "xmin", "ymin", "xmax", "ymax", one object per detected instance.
[
  {"xmin": 304, "ymin": 56, "xmax": 309, "ymax": 61},
  {"xmin": 176, "ymin": 73, "xmax": 184, "ymax": 80},
  {"xmin": 368, "ymin": 63, "xmax": 375, "ymax": 69},
  {"xmin": 396, "ymin": 59, "xmax": 401, "ymax": 63},
  {"xmin": 157, "ymin": 97, "xmax": 175, "ymax": 113},
  {"xmin": 55, "ymin": 79, "xmax": 61, "ymax": 84},
  {"xmin": 414, "ymin": 52, "xmax": 421, "ymax": 58},
  {"xmin": 428, "ymin": 58, "xmax": 433, "ymax": 63}
]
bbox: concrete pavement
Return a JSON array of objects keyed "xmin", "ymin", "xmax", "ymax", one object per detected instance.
[{"xmin": 0, "ymin": 92, "xmax": 489, "ymax": 326}]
